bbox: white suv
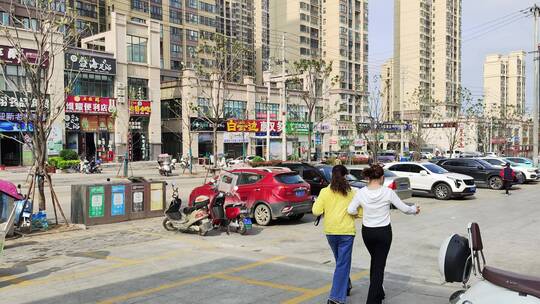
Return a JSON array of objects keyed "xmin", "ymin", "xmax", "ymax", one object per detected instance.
[
  {"xmin": 385, "ymin": 162, "xmax": 477, "ymax": 200},
  {"xmin": 481, "ymin": 157, "xmax": 536, "ymax": 183}
]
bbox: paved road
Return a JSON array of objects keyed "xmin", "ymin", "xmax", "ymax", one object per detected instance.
[{"xmin": 0, "ymin": 180, "xmax": 539, "ymax": 303}]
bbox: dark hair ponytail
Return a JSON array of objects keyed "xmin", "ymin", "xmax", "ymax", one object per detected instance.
[
  {"xmin": 330, "ymin": 165, "xmax": 351, "ymax": 196},
  {"xmin": 363, "ymin": 164, "xmax": 384, "ymax": 180}
]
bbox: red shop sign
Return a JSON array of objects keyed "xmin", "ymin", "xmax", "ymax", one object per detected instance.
[
  {"xmin": 226, "ymin": 119, "xmax": 282, "ymax": 133},
  {"xmin": 129, "ymin": 100, "xmax": 151, "ymax": 116},
  {"xmin": 66, "ymin": 96, "xmax": 116, "ymax": 115}
]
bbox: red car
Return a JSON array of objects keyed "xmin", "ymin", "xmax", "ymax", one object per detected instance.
[{"xmin": 189, "ymin": 167, "xmax": 312, "ymax": 226}]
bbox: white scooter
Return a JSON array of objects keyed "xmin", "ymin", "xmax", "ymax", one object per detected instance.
[{"xmin": 439, "ymin": 222, "xmax": 540, "ymax": 304}]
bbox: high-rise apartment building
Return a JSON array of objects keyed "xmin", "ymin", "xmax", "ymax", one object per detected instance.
[
  {"xmin": 392, "ymin": 0, "xmax": 462, "ymax": 120},
  {"xmin": 483, "ymin": 51, "xmax": 526, "ymax": 119},
  {"xmin": 381, "ymin": 59, "xmax": 394, "ymax": 121},
  {"xmin": 254, "ymin": 0, "xmax": 270, "ymax": 84}
]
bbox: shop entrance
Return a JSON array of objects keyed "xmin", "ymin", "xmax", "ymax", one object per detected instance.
[
  {"xmin": 0, "ymin": 134, "xmax": 22, "ymax": 166},
  {"xmin": 224, "ymin": 143, "xmax": 244, "ymax": 159},
  {"xmin": 85, "ymin": 132, "xmax": 96, "ymax": 160}
]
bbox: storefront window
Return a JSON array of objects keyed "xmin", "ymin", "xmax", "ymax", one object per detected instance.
[
  {"xmin": 255, "ymin": 102, "xmax": 279, "ymax": 119},
  {"xmin": 65, "ymin": 72, "xmax": 114, "ymax": 97},
  {"xmin": 161, "ymin": 99, "xmax": 181, "ymax": 119},
  {"xmin": 127, "ymin": 35, "xmax": 148, "ymax": 63},
  {"xmin": 1, "ymin": 65, "xmax": 28, "ymax": 91},
  {"xmin": 224, "ymin": 100, "xmax": 246, "ymax": 119},
  {"xmin": 128, "ymin": 78, "xmax": 149, "ymax": 99}
]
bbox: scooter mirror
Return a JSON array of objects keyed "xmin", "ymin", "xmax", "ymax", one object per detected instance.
[
  {"xmin": 233, "ymin": 186, "xmax": 239, "ymax": 192},
  {"xmin": 17, "ymin": 184, "xmax": 21, "ymax": 189}
]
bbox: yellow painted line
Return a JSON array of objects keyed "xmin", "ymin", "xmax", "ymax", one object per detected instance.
[
  {"xmin": 97, "ymin": 256, "xmax": 287, "ymax": 304},
  {"xmin": 281, "ymin": 270, "xmax": 370, "ymax": 304},
  {"xmin": 79, "ymin": 252, "xmax": 139, "ymax": 264},
  {"xmin": 214, "ymin": 273, "xmax": 311, "ymax": 293}
]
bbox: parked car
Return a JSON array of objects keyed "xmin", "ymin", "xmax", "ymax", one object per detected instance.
[
  {"xmin": 315, "ymin": 164, "xmax": 366, "ymax": 189},
  {"xmin": 480, "ymin": 157, "xmax": 534, "ymax": 183},
  {"xmin": 228, "ymin": 155, "xmax": 265, "ymax": 166},
  {"xmin": 189, "ymin": 167, "xmax": 312, "ymax": 226},
  {"xmin": 346, "ymin": 165, "xmax": 412, "ymax": 200},
  {"xmin": 436, "ymin": 158, "xmax": 504, "ymax": 190},
  {"xmin": 385, "ymin": 162, "xmax": 476, "ymax": 200},
  {"xmin": 504, "ymin": 157, "xmax": 536, "ymax": 169},
  {"xmin": 377, "ymin": 151, "xmax": 397, "ymax": 163},
  {"xmin": 274, "ymin": 162, "xmax": 329, "ymax": 196},
  {"xmin": 485, "ymin": 152, "xmax": 498, "ymax": 157}
]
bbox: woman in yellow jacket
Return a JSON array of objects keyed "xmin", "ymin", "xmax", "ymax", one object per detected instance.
[{"xmin": 312, "ymin": 165, "xmax": 361, "ymax": 304}]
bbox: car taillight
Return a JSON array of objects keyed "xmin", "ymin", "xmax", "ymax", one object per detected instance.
[
  {"xmin": 388, "ymin": 181, "xmax": 397, "ymax": 190},
  {"xmin": 276, "ymin": 186, "xmax": 293, "ymax": 197}
]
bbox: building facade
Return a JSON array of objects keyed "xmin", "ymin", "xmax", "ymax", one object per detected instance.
[
  {"xmin": 392, "ymin": 0, "xmax": 462, "ymax": 120},
  {"xmin": 483, "ymin": 51, "xmax": 526, "ymax": 119},
  {"xmin": 381, "ymin": 58, "xmax": 394, "ymax": 121}
]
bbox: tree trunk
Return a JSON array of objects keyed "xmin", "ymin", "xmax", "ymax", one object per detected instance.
[
  {"xmin": 212, "ymin": 124, "xmax": 218, "ymax": 168},
  {"xmin": 35, "ymin": 134, "xmax": 47, "ymax": 210}
]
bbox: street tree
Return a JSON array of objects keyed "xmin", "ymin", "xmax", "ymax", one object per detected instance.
[
  {"xmin": 289, "ymin": 59, "xmax": 338, "ymax": 161},
  {"xmin": 357, "ymin": 76, "xmax": 385, "ymax": 160},
  {"xmin": 0, "ymin": 0, "xmax": 80, "ymax": 213},
  {"xmin": 192, "ymin": 34, "xmax": 249, "ymax": 166}
]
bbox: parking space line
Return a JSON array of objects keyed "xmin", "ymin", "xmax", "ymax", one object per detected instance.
[
  {"xmin": 96, "ymin": 256, "xmax": 287, "ymax": 304},
  {"xmin": 213, "ymin": 273, "xmax": 311, "ymax": 293},
  {"xmin": 281, "ymin": 270, "xmax": 370, "ymax": 304}
]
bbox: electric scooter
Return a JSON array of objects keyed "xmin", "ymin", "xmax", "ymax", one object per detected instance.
[
  {"xmin": 439, "ymin": 222, "xmax": 540, "ymax": 304},
  {"xmin": 162, "ymin": 183, "xmax": 212, "ymax": 236}
]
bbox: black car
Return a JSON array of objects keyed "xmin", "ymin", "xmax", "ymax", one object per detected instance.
[
  {"xmin": 275, "ymin": 162, "xmax": 329, "ymax": 196},
  {"xmin": 315, "ymin": 164, "xmax": 367, "ymax": 189},
  {"xmin": 436, "ymin": 158, "xmax": 504, "ymax": 190}
]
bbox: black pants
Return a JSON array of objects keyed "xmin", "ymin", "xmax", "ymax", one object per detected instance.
[
  {"xmin": 362, "ymin": 225, "xmax": 393, "ymax": 304},
  {"xmin": 503, "ymin": 180, "xmax": 511, "ymax": 194}
]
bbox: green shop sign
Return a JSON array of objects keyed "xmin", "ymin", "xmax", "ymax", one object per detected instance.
[
  {"xmin": 340, "ymin": 138, "xmax": 352, "ymax": 146},
  {"xmin": 89, "ymin": 186, "xmax": 105, "ymax": 218},
  {"xmin": 286, "ymin": 121, "xmax": 312, "ymax": 135}
]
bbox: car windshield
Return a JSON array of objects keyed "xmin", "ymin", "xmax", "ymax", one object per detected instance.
[
  {"xmin": 423, "ymin": 163, "xmax": 448, "ymax": 174},
  {"xmin": 275, "ymin": 173, "xmax": 304, "ymax": 184},
  {"xmin": 319, "ymin": 167, "xmax": 358, "ymax": 182},
  {"xmin": 384, "ymin": 170, "xmax": 397, "ymax": 177},
  {"xmin": 476, "ymin": 159, "xmax": 493, "ymax": 168}
]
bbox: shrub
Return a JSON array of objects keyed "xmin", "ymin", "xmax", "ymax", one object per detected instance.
[
  {"xmin": 250, "ymin": 160, "xmax": 283, "ymax": 168},
  {"xmin": 57, "ymin": 159, "xmax": 80, "ymax": 170},
  {"xmin": 48, "ymin": 157, "xmax": 62, "ymax": 168},
  {"xmin": 250, "ymin": 156, "xmax": 265, "ymax": 163},
  {"xmin": 59, "ymin": 149, "xmax": 79, "ymax": 160}
]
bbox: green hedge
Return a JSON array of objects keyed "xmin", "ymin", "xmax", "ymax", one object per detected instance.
[
  {"xmin": 48, "ymin": 157, "xmax": 62, "ymax": 168},
  {"xmin": 57, "ymin": 159, "xmax": 80, "ymax": 170},
  {"xmin": 59, "ymin": 149, "xmax": 79, "ymax": 160}
]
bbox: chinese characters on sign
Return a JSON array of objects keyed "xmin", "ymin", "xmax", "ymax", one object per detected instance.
[
  {"xmin": 0, "ymin": 112, "xmax": 35, "ymax": 121},
  {"xmin": 65, "ymin": 52, "xmax": 116, "ymax": 75},
  {"xmin": 357, "ymin": 122, "xmax": 413, "ymax": 132},
  {"xmin": 0, "ymin": 45, "xmax": 48, "ymax": 66},
  {"xmin": 0, "ymin": 92, "xmax": 48, "ymax": 112},
  {"xmin": 421, "ymin": 122, "xmax": 458, "ymax": 129},
  {"xmin": 190, "ymin": 117, "xmax": 226, "ymax": 132},
  {"xmin": 65, "ymin": 96, "xmax": 116, "ymax": 114},
  {"xmin": 129, "ymin": 100, "xmax": 152, "ymax": 116},
  {"xmin": 64, "ymin": 114, "xmax": 81, "ymax": 130},
  {"xmin": 226, "ymin": 119, "xmax": 282, "ymax": 133}
]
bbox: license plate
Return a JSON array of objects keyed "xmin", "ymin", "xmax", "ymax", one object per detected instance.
[
  {"xmin": 296, "ymin": 190, "xmax": 305, "ymax": 197},
  {"xmin": 468, "ymin": 186, "xmax": 476, "ymax": 193},
  {"xmin": 243, "ymin": 218, "xmax": 252, "ymax": 229},
  {"xmin": 398, "ymin": 184, "xmax": 408, "ymax": 190}
]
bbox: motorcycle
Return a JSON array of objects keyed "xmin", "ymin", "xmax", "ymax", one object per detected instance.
[
  {"xmin": 158, "ymin": 154, "xmax": 176, "ymax": 176},
  {"xmin": 194, "ymin": 172, "xmax": 251, "ymax": 235},
  {"xmin": 162, "ymin": 183, "xmax": 212, "ymax": 236},
  {"xmin": 179, "ymin": 156, "xmax": 191, "ymax": 171},
  {"xmin": 12, "ymin": 185, "xmax": 32, "ymax": 234},
  {"xmin": 439, "ymin": 222, "xmax": 540, "ymax": 304},
  {"xmin": 81, "ymin": 158, "xmax": 102, "ymax": 174}
]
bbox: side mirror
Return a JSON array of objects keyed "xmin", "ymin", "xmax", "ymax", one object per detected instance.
[
  {"xmin": 477, "ymin": 166, "xmax": 484, "ymax": 170},
  {"xmin": 419, "ymin": 170, "xmax": 428, "ymax": 176}
]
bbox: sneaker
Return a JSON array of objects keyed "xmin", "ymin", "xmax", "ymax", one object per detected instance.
[{"xmin": 327, "ymin": 299, "xmax": 343, "ymax": 304}]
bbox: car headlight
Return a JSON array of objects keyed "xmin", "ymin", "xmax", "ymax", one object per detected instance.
[
  {"xmin": 447, "ymin": 177, "xmax": 462, "ymax": 188},
  {"xmin": 527, "ymin": 169, "xmax": 536, "ymax": 173}
]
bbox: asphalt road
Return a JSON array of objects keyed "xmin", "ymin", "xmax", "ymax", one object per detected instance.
[{"xmin": 0, "ymin": 172, "xmax": 539, "ymax": 304}]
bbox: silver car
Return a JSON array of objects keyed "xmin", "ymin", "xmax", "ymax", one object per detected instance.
[{"xmin": 346, "ymin": 165, "xmax": 412, "ymax": 200}]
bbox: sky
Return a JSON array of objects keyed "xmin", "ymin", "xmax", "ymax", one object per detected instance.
[{"xmin": 369, "ymin": 0, "xmax": 534, "ymax": 110}]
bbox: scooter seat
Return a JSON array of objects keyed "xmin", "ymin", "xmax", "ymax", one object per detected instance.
[{"xmin": 483, "ymin": 266, "xmax": 540, "ymax": 299}]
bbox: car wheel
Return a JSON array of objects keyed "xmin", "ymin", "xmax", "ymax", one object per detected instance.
[
  {"xmin": 518, "ymin": 174, "xmax": 525, "ymax": 184},
  {"xmin": 488, "ymin": 176, "xmax": 503, "ymax": 190},
  {"xmin": 433, "ymin": 183, "xmax": 451, "ymax": 200},
  {"xmin": 288, "ymin": 213, "xmax": 304, "ymax": 221},
  {"xmin": 162, "ymin": 218, "xmax": 175, "ymax": 231},
  {"xmin": 237, "ymin": 216, "xmax": 248, "ymax": 235},
  {"xmin": 254, "ymin": 204, "xmax": 272, "ymax": 226}
]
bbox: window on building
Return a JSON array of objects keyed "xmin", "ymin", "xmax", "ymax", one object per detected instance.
[
  {"xmin": 127, "ymin": 35, "xmax": 148, "ymax": 63},
  {"xmin": 200, "ymin": 1, "xmax": 215, "ymax": 12},
  {"xmin": 187, "ymin": 46, "xmax": 196, "ymax": 58},
  {"xmin": 0, "ymin": 65, "xmax": 28, "ymax": 92},
  {"xmin": 65, "ymin": 72, "xmax": 114, "ymax": 97},
  {"xmin": 131, "ymin": 0, "xmax": 149, "ymax": 12},
  {"xmin": 0, "ymin": 12, "xmax": 10, "ymax": 25},
  {"xmin": 170, "ymin": 9, "xmax": 182, "ymax": 24},
  {"xmin": 224, "ymin": 100, "xmax": 247, "ymax": 119},
  {"xmin": 150, "ymin": 5, "xmax": 162, "ymax": 20},
  {"xmin": 128, "ymin": 78, "xmax": 149, "ymax": 99},
  {"xmin": 255, "ymin": 102, "xmax": 279, "ymax": 119},
  {"xmin": 161, "ymin": 99, "xmax": 182, "ymax": 119},
  {"xmin": 287, "ymin": 104, "xmax": 308, "ymax": 121},
  {"xmin": 170, "ymin": 26, "xmax": 182, "ymax": 40},
  {"xmin": 186, "ymin": 12, "xmax": 198, "ymax": 24},
  {"xmin": 171, "ymin": 44, "xmax": 182, "ymax": 57},
  {"xmin": 131, "ymin": 17, "xmax": 146, "ymax": 23},
  {"xmin": 197, "ymin": 97, "xmax": 210, "ymax": 115},
  {"xmin": 186, "ymin": 29, "xmax": 198, "ymax": 41},
  {"xmin": 187, "ymin": 0, "xmax": 198, "ymax": 8},
  {"xmin": 170, "ymin": 0, "xmax": 181, "ymax": 8}
]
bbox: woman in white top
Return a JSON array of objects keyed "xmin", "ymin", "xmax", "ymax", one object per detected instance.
[{"xmin": 347, "ymin": 165, "xmax": 420, "ymax": 304}]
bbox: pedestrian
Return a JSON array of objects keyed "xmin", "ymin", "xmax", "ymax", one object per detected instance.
[
  {"xmin": 499, "ymin": 162, "xmax": 515, "ymax": 195},
  {"xmin": 312, "ymin": 165, "xmax": 361, "ymax": 304},
  {"xmin": 347, "ymin": 165, "xmax": 420, "ymax": 304}
]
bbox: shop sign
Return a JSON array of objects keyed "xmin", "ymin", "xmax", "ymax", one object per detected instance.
[
  {"xmin": 65, "ymin": 114, "xmax": 81, "ymax": 131},
  {"xmin": 129, "ymin": 100, "xmax": 152, "ymax": 116},
  {"xmin": 256, "ymin": 112, "xmax": 278, "ymax": 119},
  {"xmin": 66, "ymin": 96, "xmax": 116, "ymax": 114},
  {"xmin": 0, "ymin": 92, "xmax": 48, "ymax": 112},
  {"xmin": 0, "ymin": 121, "xmax": 33, "ymax": 132},
  {"xmin": 0, "ymin": 45, "xmax": 48, "ymax": 66},
  {"xmin": 329, "ymin": 138, "xmax": 338, "ymax": 145},
  {"xmin": 223, "ymin": 132, "xmax": 249, "ymax": 143},
  {"xmin": 0, "ymin": 112, "xmax": 35, "ymax": 121},
  {"xmin": 89, "ymin": 186, "xmax": 105, "ymax": 218},
  {"xmin": 354, "ymin": 139, "xmax": 365, "ymax": 146},
  {"xmin": 150, "ymin": 183, "xmax": 164, "ymax": 211},
  {"xmin": 286, "ymin": 121, "xmax": 311, "ymax": 135},
  {"xmin": 65, "ymin": 51, "xmax": 116, "ymax": 75},
  {"xmin": 357, "ymin": 122, "xmax": 412, "ymax": 132},
  {"xmin": 190, "ymin": 117, "xmax": 226, "ymax": 132},
  {"xmin": 226, "ymin": 119, "xmax": 282, "ymax": 133},
  {"xmin": 80, "ymin": 115, "xmax": 114, "ymax": 132},
  {"xmin": 314, "ymin": 123, "xmax": 331, "ymax": 134},
  {"xmin": 421, "ymin": 122, "xmax": 457, "ymax": 129},
  {"xmin": 340, "ymin": 138, "xmax": 352, "ymax": 146},
  {"xmin": 491, "ymin": 137, "xmax": 506, "ymax": 144},
  {"xmin": 47, "ymin": 123, "xmax": 63, "ymax": 156},
  {"xmin": 111, "ymin": 185, "xmax": 126, "ymax": 216}
]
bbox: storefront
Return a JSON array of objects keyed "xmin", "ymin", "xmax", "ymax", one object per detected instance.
[
  {"xmin": 129, "ymin": 100, "xmax": 151, "ymax": 161},
  {"xmin": 64, "ymin": 50, "xmax": 117, "ymax": 162},
  {"xmin": 223, "ymin": 132, "xmax": 248, "ymax": 158},
  {"xmin": 190, "ymin": 118, "xmax": 226, "ymax": 158}
]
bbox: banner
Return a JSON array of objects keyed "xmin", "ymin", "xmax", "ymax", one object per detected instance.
[
  {"xmin": 66, "ymin": 96, "xmax": 116, "ymax": 115},
  {"xmin": 129, "ymin": 100, "xmax": 152, "ymax": 116},
  {"xmin": 65, "ymin": 51, "xmax": 116, "ymax": 75},
  {"xmin": 226, "ymin": 119, "xmax": 282, "ymax": 133}
]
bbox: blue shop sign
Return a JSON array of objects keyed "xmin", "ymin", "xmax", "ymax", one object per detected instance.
[{"xmin": 0, "ymin": 121, "xmax": 33, "ymax": 132}]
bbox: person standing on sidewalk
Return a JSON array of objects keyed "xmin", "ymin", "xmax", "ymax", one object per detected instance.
[
  {"xmin": 347, "ymin": 165, "xmax": 420, "ymax": 304},
  {"xmin": 499, "ymin": 162, "xmax": 515, "ymax": 195},
  {"xmin": 312, "ymin": 165, "xmax": 361, "ymax": 304}
]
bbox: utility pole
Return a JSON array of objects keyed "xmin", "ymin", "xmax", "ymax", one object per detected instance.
[
  {"xmin": 400, "ymin": 70, "xmax": 406, "ymax": 158},
  {"xmin": 265, "ymin": 71, "xmax": 271, "ymax": 161},
  {"xmin": 532, "ymin": 5, "xmax": 540, "ymax": 166},
  {"xmin": 281, "ymin": 33, "xmax": 287, "ymax": 161}
]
